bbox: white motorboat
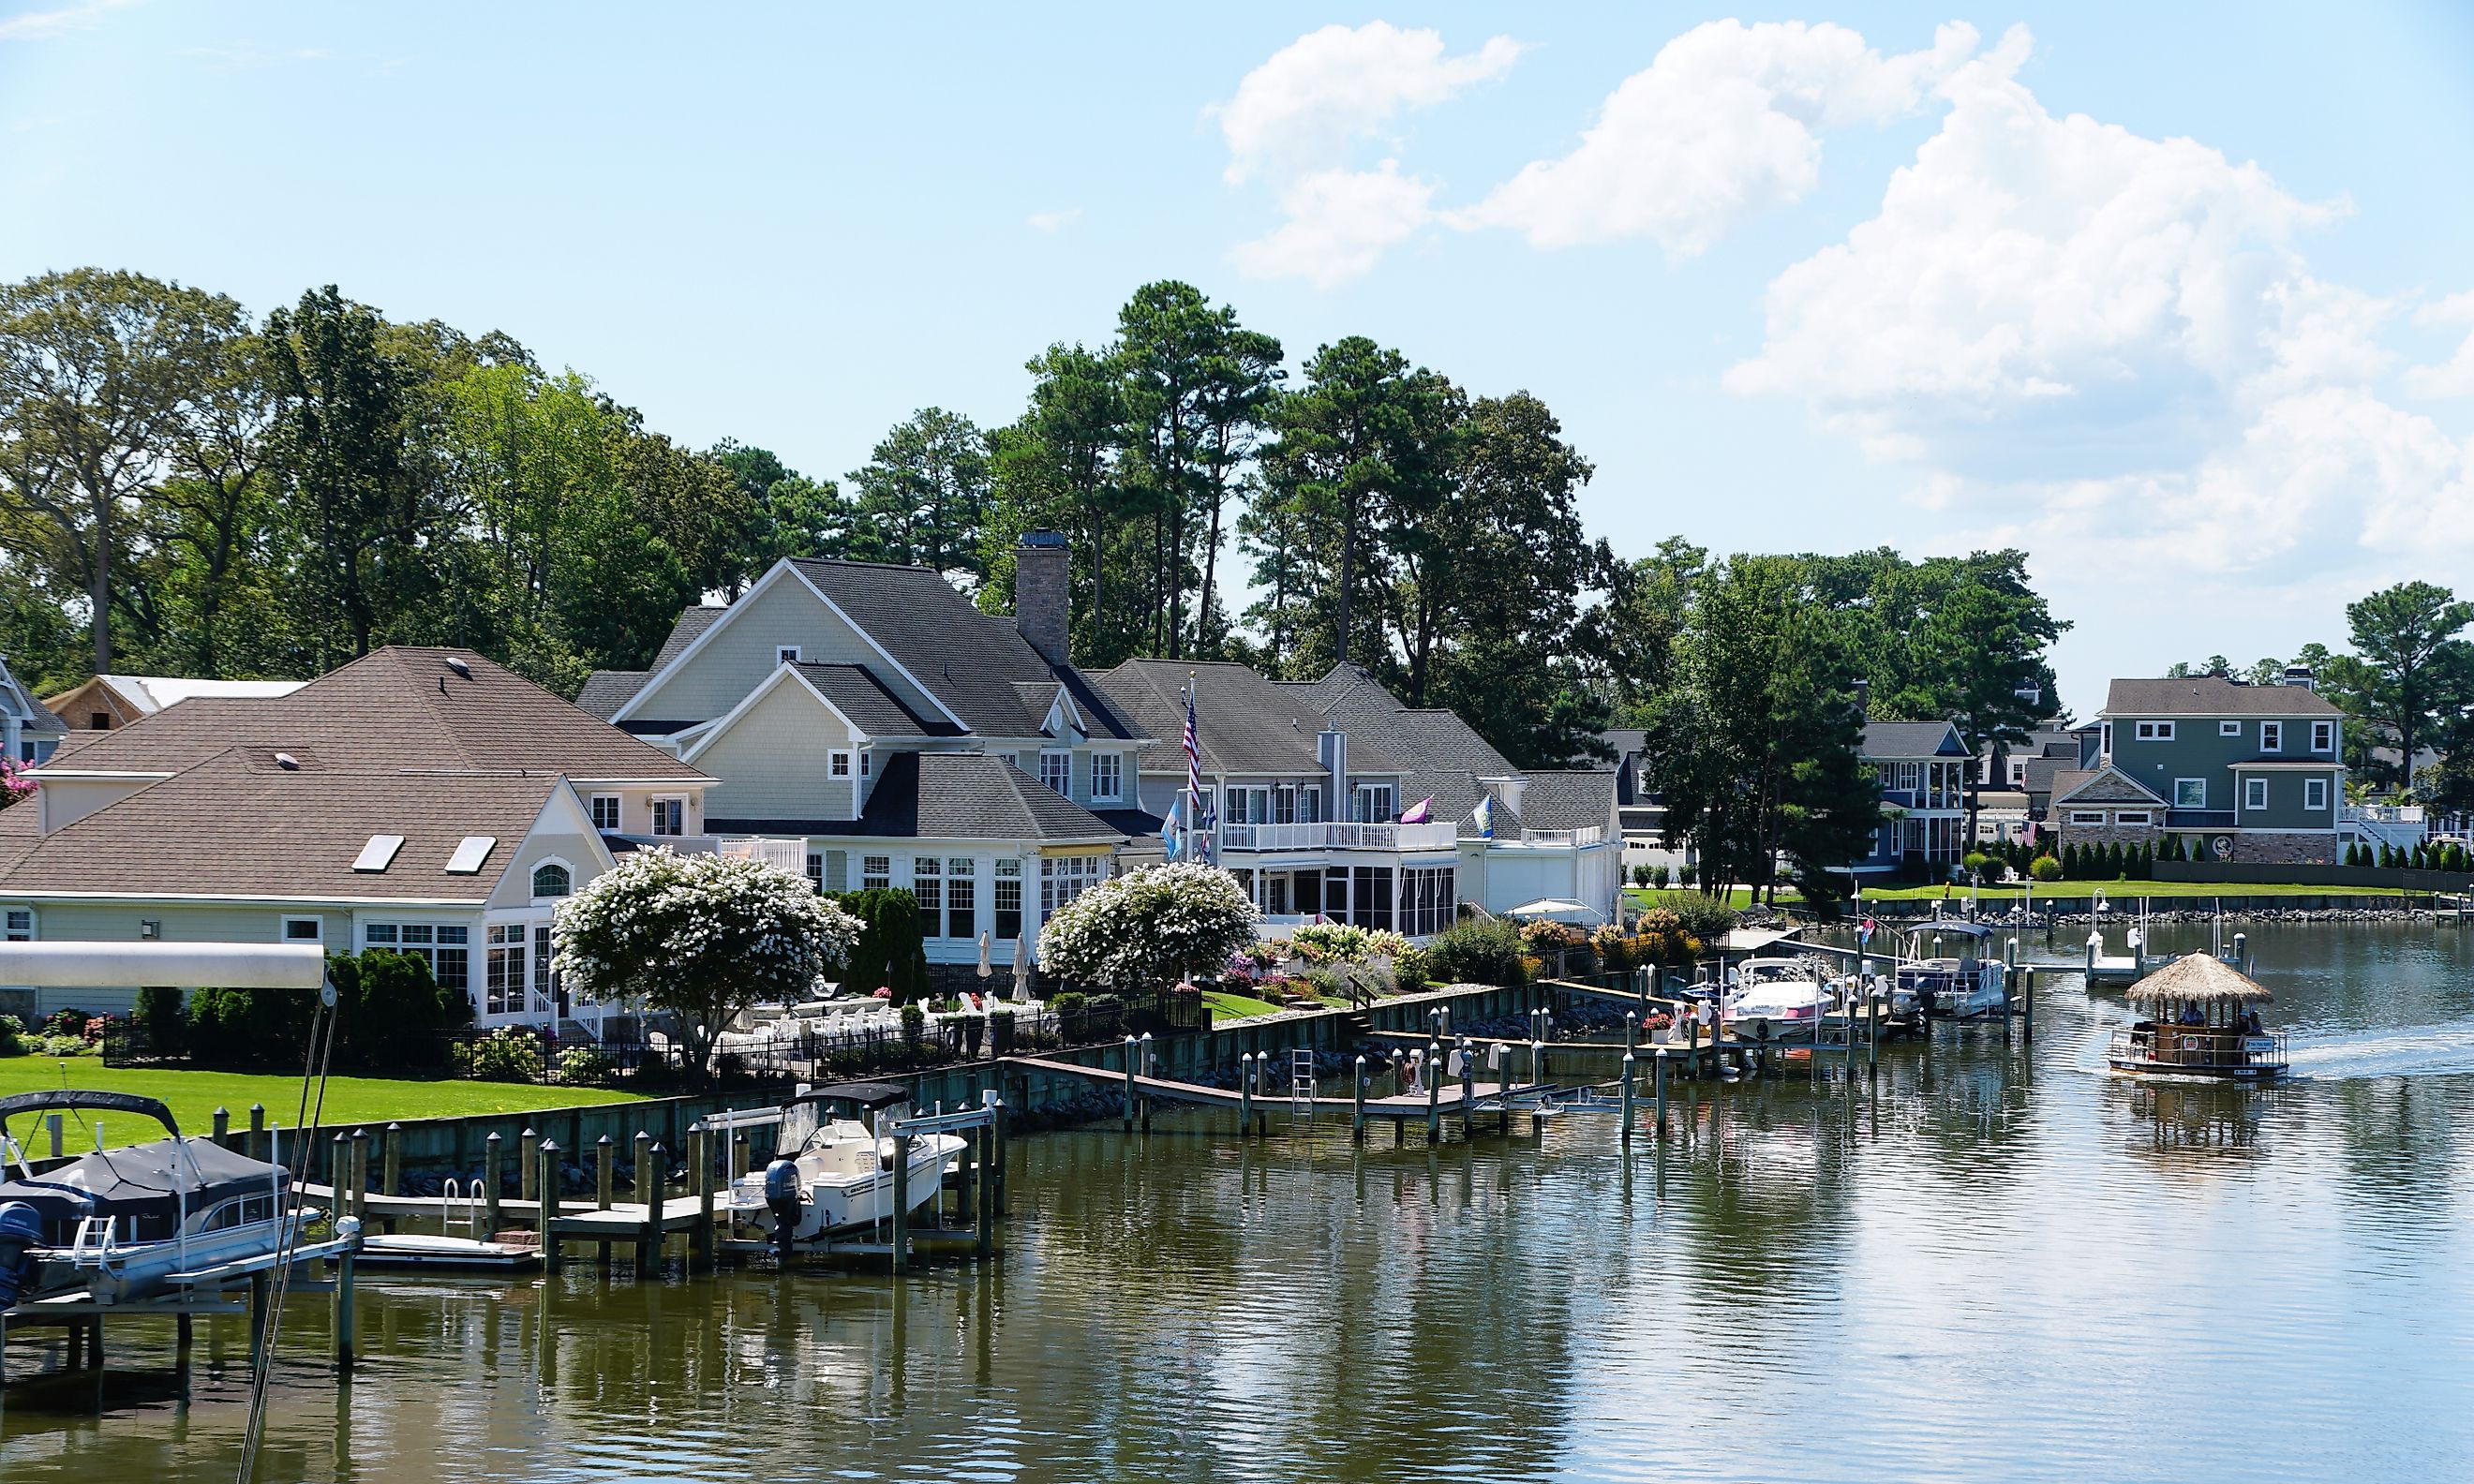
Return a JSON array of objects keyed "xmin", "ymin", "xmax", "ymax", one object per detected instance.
[
  {"xmin": 1722, "ymin": 957, "xmax": 1833, "ymax": 1041},
  {"xmin": 1890, "ymin": 920, "xmax": 2009, "ymax": 1017},
  {"xmin": 0, "ymin": 1090, "xmax": 309, "ymax": 1306},
  {"xmin": 726, "ymin": 1083, "xmax": 964, "ymax": 1245}
]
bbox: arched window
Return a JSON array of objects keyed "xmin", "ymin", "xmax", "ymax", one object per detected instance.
[{"xmin": 531, "ymin": 862, "xmax": 572, "ymax": 898}]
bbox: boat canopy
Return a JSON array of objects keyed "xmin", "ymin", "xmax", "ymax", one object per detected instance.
[
  {"xmin": 0, "ymin": 1089, "xmax": 182, "ymax": 1138},
  {"xmin": 2127, "ymin": 953, "xmax": 2273, "ymax": 1006},
  {"xmin": 1906, "ymin": 920, "xmax": 1997, "ymax": 942},
  {"xmin": 792, "ymin": 1082, "xmax": 913, "ymax": 1112},
  {"xmin": 0, "ymin": 1135, "xmax": 286, "ymax": 1242}
]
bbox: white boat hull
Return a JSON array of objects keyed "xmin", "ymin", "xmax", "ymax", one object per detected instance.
[{"xmin": 730, "ymin": 1134, "xmax": 964, "ymax": 1242}]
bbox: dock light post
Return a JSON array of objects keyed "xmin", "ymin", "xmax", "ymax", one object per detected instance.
[
  {"xmin": 484, "ymin": 1132, "xmax": 503, "ymax": 1237},
  {"xmin": 1238, "ymin": 1053, "xmax": 1254, "ymax": 1137}
]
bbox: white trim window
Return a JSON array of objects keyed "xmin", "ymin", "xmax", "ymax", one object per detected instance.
[
  {"xmin": 2219, "ymin": 720, "xmax": 2241, "ymax": 736},
  {"xmin": 2311, "ymin": 720, "xmax": 2334, "ymax": 753},
  {"xmin": 994, "ymin": 859, "xmax": 1023, "ymax": 939},
  {"xmin": 484, "ymin": 924, "xmax": 527, "ymax": 1017},
  {"xmin": 1038, "ymin": 750, "xmax": 1072, "ymax": 798},
  {"xmin": 911, "ymin": 856, "xmax": 943, "ymax": 929},
  {"xmin": 650, "ymin": 797, "xmax": 685, "ymax": 837},
  {"xmin": 2100, "ymin": 722, "xmax": 2113, "ymax": 756},
  {"xmin": 2068, "ymin": 809, "xmax": 2106, "ymax": 826},
  {"xmin": 2009, "ymin": 762, "xmax": 2027, "ymax": 786},
  {"xmin": 776, "ymin": 645, "xmax": 801, "ymax": 664},
  {"xmin": 364, "ymin": 923, "xmax": 470, "ymax": 996},
  {"xmin": 1353, "ymin": 783, "xmax": 1395, "ymax": 824},
  {"xmin": 861, "ymin": 854, "xmax": 890, "ymax": 892},
  {"xmin": 2135, "ymin": 720, "xmax": 2174, "ymax": 742},
  {"xmin": 806, "ymin": 852, "xmax": 825, "ymax": 893},
  {"xmin": 1039, "ymin": 854, "xmax": 1105, "ymax": 916},
  {"xmin": 589, "ymin": 794, "xmax": 621, "ymax": 832},
  {"xmin": 2173, "ymin": 779, "xmax": 2207, "ymax": 809},
  {"xmin": 281, "ymin": 915, "xmax": 322, "ymax": 943},
  {"xmin": 945, "ymin": 856, "xmax": 976, "ymax": 940},
  {"xmin": 859, "ymin": 749, "xmax": 872, "ymax": 779},
  {"xmin": 2114, "ymin": 811, "xmax": 2153, "ymax": 827},
  {"xmin": 829, "ymin": 749, "xmax": 853, "ymax": 779},
  {"xmin": 3, "ymin": 907, "xmax": 33, "ymax": 942},
  {"xmin": 1299, "ymin": 785, "xmax": 1322, "ymax": 824},
  {"xmin": 2244, "ymin": 778, "xmax": 2269, "ymax": 810},
  {"xmin": 1090, "ymin": 751, "xmax": 1123, "ymax": 802},
  {"xmin": 530, "ymin": 861, "xmax": 572, "ymax": 898},
  {"xmin": 2260, "ymin": 720, "xmax": 2283, "ymax": 752},
  {"xmin": 2304, "ymin": 778, "xmax": 2329, "ymax": 810}
]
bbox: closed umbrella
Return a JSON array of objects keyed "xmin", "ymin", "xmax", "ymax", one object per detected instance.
[
  {"xmin": 976, "ymin": 930, "xmax": 992, "ymax": 981},
  {"xmin": 1012, "ymin": 929, "xmax": 1033, "ymax": 1003}
]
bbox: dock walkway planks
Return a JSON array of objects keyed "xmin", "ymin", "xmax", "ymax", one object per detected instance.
[{"xmin": 999, "ymin": 1055, "xmax": 1547, "ymax": 1119}]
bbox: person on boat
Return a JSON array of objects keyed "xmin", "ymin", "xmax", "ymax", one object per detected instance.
[
  {"xmin": 2179, "ymin": 1003, "xmax": 2205, "ymax": 1026},
  {"xmin": 2241, "ymin": 1010, "xmax": 2262, "ymax": 1035}
]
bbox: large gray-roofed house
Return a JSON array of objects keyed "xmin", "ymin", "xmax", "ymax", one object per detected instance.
[
  {"xmin": 563, "ymin": 538, "xmax": 1145, "ymax": 976},
  {"xmin": 1097, "ymin": 660, "xmax": 1402, "ymax": 778},
  {"xmin": 1, "ymin": 646, "xmax": 723, "ymax": 1029}
]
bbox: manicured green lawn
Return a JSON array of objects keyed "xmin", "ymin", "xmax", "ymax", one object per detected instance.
[
  {"xmin": 1203, "ymin": 990, "xmax": 1289, "ymax": 1021},
  {"xmin": 0, "ymin": 1057, "xmax": 643, "ymax": 1149}
]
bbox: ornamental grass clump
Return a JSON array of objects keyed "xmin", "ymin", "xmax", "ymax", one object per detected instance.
[
  {"xmin": 554, "ymin": 847, "xmax": 860, "ymax": 1083},
  {"xmin": 1036, "ymin": 862, "xmax": 1260, "ymax": 994}
]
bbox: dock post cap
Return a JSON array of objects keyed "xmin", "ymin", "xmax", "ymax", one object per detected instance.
[
  {"xmin": 485, "ymin": 1130, "xmax": 501, "ymax": 1142},
  {"xmin": 597, "ymin": 1134, "xmax": 612, "ymax": 1146}
]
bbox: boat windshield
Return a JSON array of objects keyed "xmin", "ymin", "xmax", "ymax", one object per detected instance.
[
  {"xmin": 1737, "ymin": 959, "xmax": 1818, "ymax": 985},
  {"xmin": 780, "ymin": 1103, "xmax": 820, "ymax": 1150}
]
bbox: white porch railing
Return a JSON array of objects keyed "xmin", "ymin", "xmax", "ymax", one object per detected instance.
[
  {"xmin": 1215, "ymin": 821, "xmax": 1461, "ymax": 853},
  {"xmin": 1515, "ymin": 825, "xmax": 1606, "ymax": 847}
]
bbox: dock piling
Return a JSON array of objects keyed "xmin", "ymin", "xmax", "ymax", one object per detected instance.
[
  {"xmin": 1139, "ymin": 1032, "xmax": 1155, "ymax": 1132},
  {"xmin": 350, "ymin": 1127, "xmax": 370, "ymax": 1221},
  {"xmin": 335, "ymin": 1227, "xmax": 359, "ymax": 1361},
  {"xmin": 1122, "ymin": 1035, "xmax": 1138, "ymax": 1132},
  {"xmin": 247, "ymin": 1103, "xmax": 266, "ymax": 1162},
  {"xmin": 890, "ymin": 1132, "xmax": 913, "ymax": 1275},
  {"xmin": 520, "ymin": 1126, "xmax": 538, "ymax": 1204},
  {"xmin": 690, "ymin": 1123, "xmax": 715, "ymax": 1272},
  {"xmin": 382, "ymin": 1122, "xmax": 403, "ymax": 1200},
  {"xmin": 538, "ymin": 1140, "xmax": 562, "ymax": 1271},
  {"xmin": 594, "ymin": 1135, "xmax": 615, "ymax": 1266},
  {"xmin": 1655, "ymin": 1048, "xmax": 1669, "ymax": 1138},
  {"xmin": 46, "ymin": 1110, "xmax": 61, "ymax": 1159},
  {"xmin": 1352, "ymin": 1055, "xmax": 1366, "ymax": 1142},
  {"xmin": 1620, "ymin": 1053, "xmax": 1636, "ymax": 1139},
  {"xmin": 213, "ymin": 1106, "xmax": 230, "ymax": 1148},
  {"xmin": 484, "ymin": 1131, "xmax": 503, "ymax": 1236},
  {"xmin": 638, "ymin": 1137, "xmax": 661, "ymax": 1272},
  {"xmin": 1238, "ymin": 1052, "xmax": 1254, "ymax": 1138},
  {"xmin": 1425, "ymin": 1057, "xmax": 1441, "ymax": 1143}
]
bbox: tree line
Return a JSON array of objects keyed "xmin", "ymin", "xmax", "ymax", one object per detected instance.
[{"xmin": 0, "ymin": 266, "xmax": 2072, "ymax": 838}]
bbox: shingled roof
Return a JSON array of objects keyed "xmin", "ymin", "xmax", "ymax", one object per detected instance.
[
  {"xmin": 851, "ymin": 751, "xmax": 1126, "ymax": 842},
  {"xmin": 48, "ymin": 647, "xmax": 709, "ymax": 783},
  {"xmin": 786, "ymin": 559, "xmax": 1144, "ymax": 743},
  {"xmin": 2105, "ymin": 676, "xmax": 2340, "ymax": 718},
  {"xmin": 0, "ymin": 749, "xmax": 564, "ymax": 901},
  {"xmin": 794, "ymin": 662, "xmax": 963, "ymax": 738},
  {"xmin": 1096, "ymin": 660, "xmax": 1398, "ymax": 775},
  {"xmin": 1516, "ymin": 771, "xmax": 1618, "ymax": 833},
  {"xmin": 1289, "ymin": 664, "xmax": 1528, "ymax": 841},
  {"xmin": 1861, "ymin": 720, "xmax": 1966, "ymax": 758}
]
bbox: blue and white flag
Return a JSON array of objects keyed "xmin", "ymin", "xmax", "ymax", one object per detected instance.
[
  {"xmin": 1161, "ymin": 795, "xmax": 1183, "ymax": 862},
  {"xmin": 1474, "ymin": 794, "xmax": 1495, "ymax": 840}
]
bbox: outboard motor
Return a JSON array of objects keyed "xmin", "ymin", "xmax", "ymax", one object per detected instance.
[
  {"xmin": 0, "ymin": 1201, "xmax": 45, "ymax": 1307},
  {"xmin": 762, "ymin": 1155, "xmax": 803, "ymax": 1258}
]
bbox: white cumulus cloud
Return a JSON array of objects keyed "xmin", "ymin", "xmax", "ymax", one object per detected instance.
[
  {"xmin": 1026, "ymin": 207, "xmax": 1081, "ymax": 233},
  {"xmin": 1721, "ymin": 22, "xmax": 2474, "ymax": 622},
  {"xmin": 1230, "ymin": 162, "xmax": 1437, "ymax": 289},
  {"xmin": 1213, "ymin": 22, "xmax": 1521, "ymax": 186},
  {"xmin": 1462, "ymin": 19, "xmax": 1981, "ymax": 255},
  {"xmin": 2405, "ymin": 289, "xmax": 2474, "ymax": 399}
]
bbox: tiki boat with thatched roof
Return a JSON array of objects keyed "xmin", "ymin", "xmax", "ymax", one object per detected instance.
[{"xmin": 2108, "ymin": 953, "xmax": 2288, "ymax": 1080}]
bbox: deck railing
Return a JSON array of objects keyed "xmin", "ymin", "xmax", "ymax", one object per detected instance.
[
  {"xmin": 1215, "ymin": 821, "xmax": 1461, "ymax": 853},
  {"xmin": 2108, "ymin": 1028, "xmax": 2287, "ymax": 1071}
]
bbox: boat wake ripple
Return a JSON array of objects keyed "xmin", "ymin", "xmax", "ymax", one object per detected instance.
[{"xmin": 2286, "ymin": 1017, "xmax": 2474, "ymax": 1081}]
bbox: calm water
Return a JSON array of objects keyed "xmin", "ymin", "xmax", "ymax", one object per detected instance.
[{"xmin": 7, "ymin": 921, "xmax": 2474, "ymax": 1482}]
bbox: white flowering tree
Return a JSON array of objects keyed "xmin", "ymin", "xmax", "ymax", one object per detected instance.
[
  {"xmin": 1037, "ymin": 862, "xmax": 1260, "ymax": 993},
  {"xmin": 553, "ymin": 847, "xmax": 860, "ymax": 1081}
]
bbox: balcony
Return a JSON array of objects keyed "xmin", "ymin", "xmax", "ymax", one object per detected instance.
[
  {"xmin": 1508, "ymin": 825, "xmax": 1606, "ymax": 848},
  {"xmin": 1211, "ymin": 821, "xmax": 1462, "ymax": 853}
]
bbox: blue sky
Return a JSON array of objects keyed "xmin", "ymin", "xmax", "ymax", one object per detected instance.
[{"xmin": 6, "ymin": 2, "xmax": 2472, "ymax": 719}]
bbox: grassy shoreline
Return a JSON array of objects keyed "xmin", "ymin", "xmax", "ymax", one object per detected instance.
[
  {"xmin": 1628, "ymin": 880, "xmax": 2411, "ymax": 911},
  {"xmin": 0, "ymin": 1058, "xmax": 643, "ymax": 1149}
]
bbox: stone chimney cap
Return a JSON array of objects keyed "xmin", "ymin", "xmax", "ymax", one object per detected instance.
[{"xmin": 1019, "ymin": 528, "xmax": 1068, "ymax": 549}]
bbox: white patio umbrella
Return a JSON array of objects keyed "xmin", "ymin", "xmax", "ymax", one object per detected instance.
[
  {"xmin": 976, "ymin": 929, "xmax": 992, "ymax": 981},
  {"xmin": 1011, "ymin": 929, "xmax": 1034, "ymax": 1002}
]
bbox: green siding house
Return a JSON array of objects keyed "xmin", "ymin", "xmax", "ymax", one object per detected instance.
[{"xmin": 2059, "ymin": 674, "xmax": 2344, "ymax": 864}]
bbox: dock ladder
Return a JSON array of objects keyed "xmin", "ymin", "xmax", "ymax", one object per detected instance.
[{"xmin": 1290, "ymin": 1049, "xmax": 1317, "ymax": 1109}]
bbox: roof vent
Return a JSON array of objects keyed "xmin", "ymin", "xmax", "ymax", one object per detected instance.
[
  {"xmin": 274, "ymin": 751, "xmax": 300, "ymax": 771},
  {"xmin": 352, "ymin": 834, "xmax": 406, "ymax": 872},
  {"xmin": 444, "ymin": 656, "xmax": 473, "ymax": 679},
  {"xmin": 444, "ymin": 835, "xmax": 498, "ymax": 874}
]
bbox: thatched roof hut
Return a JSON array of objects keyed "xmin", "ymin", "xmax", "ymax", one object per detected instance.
[{"xmin": 2127, "ymin": 953, "xmax": 2272, "ymax": 1006}]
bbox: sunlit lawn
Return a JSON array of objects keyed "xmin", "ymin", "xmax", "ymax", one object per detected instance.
[
  {"xmin": 1202, "ymin": 990, "xmax": 1288, "ymax": 1021},
  {"xmin": 0, "ymin": 1056, "xmax": 642, "ymax": 1149}
]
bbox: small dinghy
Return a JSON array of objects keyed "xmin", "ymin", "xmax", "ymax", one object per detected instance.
[{"xmin": 353, "ymin": 1231, "xmax": 542, "ymax": 1272}]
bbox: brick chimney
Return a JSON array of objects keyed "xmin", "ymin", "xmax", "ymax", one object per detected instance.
[{"xmin": 1014, "ymin": 529, "xmax": 1071, "ymax": 667}]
